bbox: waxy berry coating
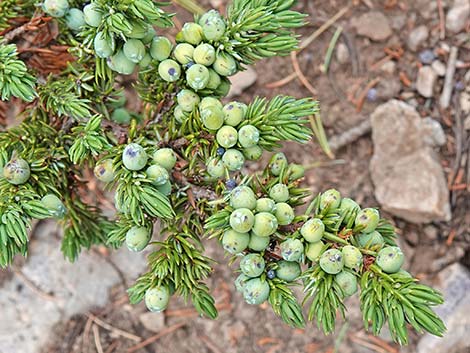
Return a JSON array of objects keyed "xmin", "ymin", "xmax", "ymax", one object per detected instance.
[
  {"xmin": 177, "ymin": 89, "xmax": 200, "ymax": 112},
  {"xmin": 376, "ymin": 246, "xmax": 404, "ymax": 273},
  {"xmin": 146, "ymin": 164, "xmax": 169, "ymax": 186},
  {"xmin": 229, "ymin": 208, "xmax": 255, "ymax": 233},
  {"xmin": 222, "ymin": 229, "xmax": 249, "ymax": 254},
  {"xmin": 173, "ymin": 43, "xmax": 195, "ymax": 65},
  {"xmin": 94, "ymin": 159, "xmax": 115, "ymax": 183},
  {"xmin": 150, "ymin": 36, "xmax": 173, "ymax": 61},
  {"xmin": 274, "ymin": 202, "xmax": 295, "ymax": 225},
  {"xmin": 269, "ymin": 152, "xmax": 287, "ymax": 176},
  {"xmin": 41, "ymin": 194, "xmax": 66, "ymax": 219},
  {"xmin": 358, "ymin": 230, "xmax": 384, "ymax": 249},
  {"xmin": 145, "ymin": 286, "xmax": 170, "ymax": 312},
  {"xmin": 158, "ymin": 59, "xmax": 181, "ymax": 82},
  {"xmin": 320, "ymin": 189, "xmax": 341, "ymax": 210},
  {"xmin": 319, "ymin": 249, "xmax": 344, "ymax": 274},
  {"xmin": 269, "ymin": 184, "xmax": 289, "ymax": 203},
  {"xmin": 125, "ymin": 226, "xmax": 150, "ymax": 252},
  {"xmin": 123, "ymin": 39, "xmax": 146, "ymax": 63},
  {"xmin": 255, "ymin": 198, "xmax": 276, "ymax": 213},
  {"xmin": 243, "ymin": 278, "xmax": 270, "ymax": 305},
  {"xmin": 305, "ymin": 241, "xmax": 324, "ymax": 262},
  {"xmin": 3, "ymin": 158, "xmax": 30, "ymax": 185},
  {"xmin": 193, "ymin": 43, "xmax": 216, "ymax": 66},
  {"xmin": 342, "ymin": 245, "xmax": 363, "ymax": 270},
  {"xmin": 222, "ymin": 149, "xmax": 245, "ymax": 171},
  {"xmin": 65, "ymin": 8, "xmax": 85, "ymax": 31},
  {"xmin": 335, "ymin": 271, "xmax": 358, "ymax": 297},
  {"xmin": 223, "ymin": 102, "xmax": 246, "ymax": 126},
  {"xmin": 83, "ymin": 3, "xmax": 102, "ymax": 27},
  {"xmin": 230, "ymin": 186, "xmax": 257, "ymax": 210},
  {"xmin": 153, "ymin": 148, "xmax": 177, "ymax": 171},
  {"xmin": 122, "ymin": 143, "xmax": 148, "ymax": 171},
  {"xmin": 280, "ymin": 238, "xmax": 304, "ymax": 262},
  {"xmin": 216, "ymin": 125, "xmax": 238, "ymax": 148},
  {"xmin": 276, "ymin": 260, "xmax": 301, "ymax": 281},
  {"xmin": 238, "ymin": 125, "xmax": 260, "ymax": 148},
  {"xmin": 252, "ymin": 212, "xmax": 278, "ymax": 237},
  {"xmin": 206, "ymin": 157, "xmax": 225, "ymax": 178},
  {"xmin": 43, "ymin": 0, "xmax": 69, "ymax": 17},
  {"xmin": 300, "ymin": 218, "xmax": 324, "ymax": 243},
  {"xmin": 355, "ymin": 208, "xmax": 380, "ymax": 233},
  {"xmin": 240, "ymin": 253, "xmax": 265, "ymax": 277},
  {"xmin": 248, "ymin": 233, "xmax": 270, "ymax": 251},
  {"xmin": 181, "ymin": 22, "xmax": 204, "ymax": 45}
]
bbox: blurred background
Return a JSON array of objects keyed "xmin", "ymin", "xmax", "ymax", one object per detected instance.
[{"xmin": 0, "ymin": 0, "xmax": 469, "ymax": 352}]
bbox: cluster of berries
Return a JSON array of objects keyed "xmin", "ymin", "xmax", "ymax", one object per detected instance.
[
  {"xmin": 94, "ymin": 144, "xmax": 177, "ymax": 251},
  {"xmin": 222, "ymin": 177, "xmax": 302, "ymax": 304},
  {"xmin": 154, "ymin": 10, "xmax": 235, "ymax": 94},
  {"xmin": 210, "ymin": 155, "xmax": 409, "ymax": 306},
  {"xmin": 2, "ymin": 156, "xmax": 66, "ymax": 218}
]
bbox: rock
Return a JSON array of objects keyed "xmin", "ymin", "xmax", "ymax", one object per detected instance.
[
  {"xmin": 351, "ymin": 12, "xmax": 392, "ymax": 41},
  {"xmin": 423, "ymin": 225, "xmax": 439, "ymax": 240},
  {"xmin": 370, "ymin": 100, "xmax": 451, "ymax": 223},
  {"xmin": 446, "ymin": 0, "xmax": 470, "ymax": 33},
  {"xmin": 460, "ymin": 91, "xmax": 470, "ymax": 113},
  {"xmin": 390, "ymin": 14, "xmax": 407, "ymax": 30},
  {"xmin": 465, "ymin": 116, "xmax": 470, "ymax": 130},
  {"xmin": 416, "ymin": 66, "xmax": 438, "ymax": 98},
  {"xmin": 380, "ymin": 61, "xmax": 396, "ymax": 75},
  {"xmin": 408, "ymin": 25, "xmax": 429, "ymax": 51},
  {"xmin": 415, "ymin": 0, "xmax": 438, "ymax": 19},
  {"xmin": 421, "ymin": 117, "xmax": 447, "ymax": 147},
  {"xmin": 0, "ymin": 221, "xmax": 148, "ymax": 353},
  {"xmin": 336, "ymin": 42, "xmax": 350, "ymax": 64},
  {"xmin": 431, "ymin": 60, "xmax": 446, "ymax": 77},
  {"xmin": 419, "ymin": 49, "xmax": 436, "ymax": 64},
  {"xmin": 416, "ymin": 264, "xmax": 470, "ymax": 353},
  {"xmin": 227, "ymin": 66, "xmax": 257, "ymax": 98},
  {"xmin": 376, "ymin": 75, "xmax": 401, "ymax": 101},
  {"xmin": 139, "ymin": 312, "xmax": 165, "ymax": 332}
]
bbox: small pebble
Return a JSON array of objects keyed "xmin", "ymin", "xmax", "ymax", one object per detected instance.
[
  {"xmin": 431, "ymin": 60, "xmax": 446, "ymax": 77},
  {"xmin": 455, "ymin": 81, "xmax": 465, "ymax": 91},
  {"xmin": 367, "ymin": 88, "xmax": 378, "ymax": 102},
  {"xmin": 419, "ymin": 49, "xmax": 435, "ymax": 65}
]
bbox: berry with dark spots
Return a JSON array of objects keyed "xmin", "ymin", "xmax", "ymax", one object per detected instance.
[
  {"xmin": 230, "ymin": 185, "xmax": 257, "ymax": 210},
  {"xmin": 280, "ymin": 238, "xmax": 304, "ymax": 262},
  {"xmin": 305, "ymin": 241, "xmax": 324, "ymax": 262},
  {"xmin": 145, "ymin": 286, "xmax": 170, "ymax": 312},
  {"xmin": 158, "ymin": 59, "xmax": 181, "ymax": 82},
  {"xmin": 229, "ymin": 208, "xmax": 255, "ymax": 233},
  {"xmin": 222, "ymin": 229, "xmax": 249, "ymax": 254},
  {"xmin": 300, "ymin": 218, "xmax": 324, "ymax": 243},
  {"xmin": 355, "ymin": 208, "xmax": 380, "ymax": 233},
  {"xmin": 376, "ymin": 246, "xmax": 404, "ymax": 273},
  {"xmin": 125, "ymin": 226, "xmax": 150, "ymax": 252},
  {"xmin": 243, "ymin": 278, "xmax": 270, "ymax": 305},
  {"xmin": 122, "ymin": 143, "xmax": 148, "ymax": 171},
  {"xmin": 240, "ymin": 253, "xmax": 265, "ymax": 278},
  {"xmin": 3, "ymin": 157, "xmax": 30, "ymax": 185},
  {"xmin": 274, "ymin": 202, "xmax": 295, "ymax": 225},
  {"xmin": 94, "ymin": 159, "xmax": 115, "ymax": 183},
  {"xmin": 269, "ymin": 183, "xmax": 289, "ymax": 203},
  {"xmin": 319, "ymin": 188, "xmax": 341, "ymax": 210},
  {"xmin": 319, "ymin": 249, "xmax": 344, "ymax": 274}
]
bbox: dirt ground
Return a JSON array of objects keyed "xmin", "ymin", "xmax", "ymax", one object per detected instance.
[{"xmin": 4, "ymin": 0, "xmax": 469, "ymax": 352}]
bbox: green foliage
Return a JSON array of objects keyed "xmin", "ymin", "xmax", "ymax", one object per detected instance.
[
  {"xmin": 0, "ymin": 0, "xmax": 446, "ymax": 345},
  {"xmin": 0, "ymin": 42, "xmax": 37, "ymax": 102}
]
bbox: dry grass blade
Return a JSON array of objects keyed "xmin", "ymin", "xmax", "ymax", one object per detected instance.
[
  {"xmin": 126, "ymin": 322, "xmax": 186, "ymax": 352},
  {"xmin": 92, "ymin": 324, "xmax": 104, "ymax": 353},
  {"xmin": 290, "ymin": 51, "xmax": 317, "ymax": 96},
  {"xmin": 309, "ymin": 114, "xmax": 334, "ymax": 159},
  {"xmin": 86, "ymin": 313, "xmax": 141, "ymax": 342}
]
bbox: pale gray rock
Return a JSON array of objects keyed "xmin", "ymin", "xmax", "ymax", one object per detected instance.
[
  {"xmin": 417, "ymin": 263, "xmax": 470, "ymax": 353},
  {"xmin": 421, "ymin": 117, "xmax": 447, "ymax": 147},
  {"xmin": 0, "ymin": 221, "xmax": 147, "ymax": 353},
  {"xmin": 416, "ymin": 66, "xmax": 438, "ymax": 98},
  {"xmin": 446, "ymin": 0, "xmax": 470, "ymax": 33},
  {"xmin": 351, "ymin": 12, "xmax": 392, "ymax": 41},
  {"xmin": 227, "ymin": 66, "xmax": 257, "ymax": 98},
  {"xmin": 139, "ymin": 312, "xmax": 165, "ymax": 332},
  {"xmin": 336, "ymin": 42, "xmax": 350, "ymax": 64},
  {"xmin": 407, "ymin": 25, "xmax": 429, "ymax": 51},
  {"xmin": 431, "ymin": 60, "xmax": 446, "ymax": 77},
  {"xmin": 370, "ymin": 100, "xmax": 451, "ymax": 223}
]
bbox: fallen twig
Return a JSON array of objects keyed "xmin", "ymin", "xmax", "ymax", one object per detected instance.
[
  {"xmin": 126, "ymin": 322, "xmax": 186, "ymax": 352},
  {"xmin": 92, "ymin": 324, "xmax": 105, "ymax": 353},
  {"xmin": 290, "ymin": 51, "xmax": 317, "ymax": 95},
  {"xmin": 86, "ymin": 313, "xmax": 142, "ymax": 342},
  {"xmin": 328, "ymin": 118, "xmax": 372, "ymax": 152},
  {"xmin": 355, "ymin": 77, "xmax": 380, "ymax": 112},
  {"xmin": 12, "ymin": 267, "xmax": 57, "ymax": 301},
  {"xmin": 437, "ymin": 0, "xmax": 445, "ymax": 40},
  {"xmin": 440, "ymin": 46, "xmax": 458, "ymax": 109}
]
